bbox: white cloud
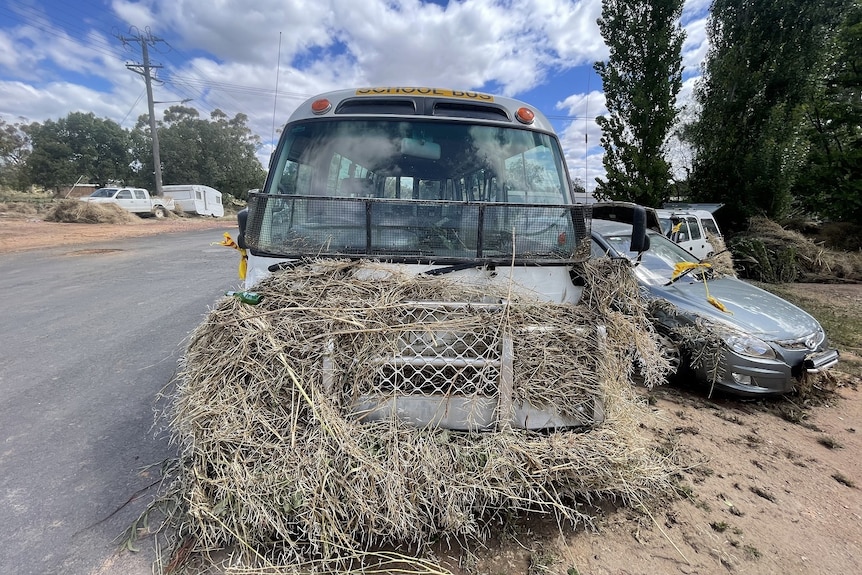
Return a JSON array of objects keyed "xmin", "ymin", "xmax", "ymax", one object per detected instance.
[
  {"xmin": 107, "ymin": 0, "xmax": 610, "ymax": 98},
  {"xmin": 682, "ymin": 0, "xmax": 713, "ymax": 20},
  {"xmin": 0, "ymin": 31, "xmax": 34, "ymax": 77},
  {"xmin": 0, "ymin": 0, "xmax": 713, "ymax": 187},
  {"xmin": 111, "ymin": 0, "xmax": 159, "ymax": 30},
  {"xmin": 681, "ymin": 17, "xmax": 708, "ymax": 76},
  {"xmin": 0, "ymin": 80, "xmax": 139, "ymax": 124},
  {"xmin": 555, "ymin": 90, "xmax": 607, "ymax": 191},
  {"xmin": 538, "ymin": 0, "xmax": 607, "ymax": 64},
  {"xmin": 105, "ymin": 0, "xmax": 614, "ymax": 151}
]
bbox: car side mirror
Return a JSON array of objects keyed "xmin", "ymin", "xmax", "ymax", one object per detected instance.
[{"xmin": 629, "ymin": 206, "xmax": 649, "ymax": 252}]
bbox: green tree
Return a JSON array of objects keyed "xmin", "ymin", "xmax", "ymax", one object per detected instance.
[
  {"xmin": 593, "ymin": 0, "xmax": 685, "ymax": 207},
  {"xmin": 689, "ymin": 0, "xmax": 850, "ymax": 230},
  {"xmin": 0, "ymin": 117, "xmax": 31, "ymax": 190},
  {"xmin": 793, "ymin": 1, "xmax": 862, "ymax": 224},
  {"xmin": 203, "ymin": 110, "xmax": 266, "ymax": 199},
  {"xmin": 131, "ymin": 107, "xmax": 265, "ymax": 198},
  {"xmin": 25, "ymin": 112, "xmax": 131, "ymax": 194}
]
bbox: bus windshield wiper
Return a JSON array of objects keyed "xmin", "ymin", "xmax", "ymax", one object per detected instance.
[{"xmin": 423, "ymin": 262, "xmax": 493, "ymax": 276}]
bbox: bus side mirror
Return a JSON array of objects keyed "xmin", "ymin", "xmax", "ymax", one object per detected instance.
[
  {"xmin": 237, "ymin": 208, "xmax": 248, "ymax": 249},
  {"xmin": 629, "ymin": 206, "xmax": 649, "ymax": 252}
]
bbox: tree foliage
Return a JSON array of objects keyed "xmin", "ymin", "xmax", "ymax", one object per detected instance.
[
  {"xmin": 0, "ymin": 117, "xmax": 31, "ymax": 189},
  {"xmin": 792, "ymin": 1, "xmax": 862, "ymax": 225},
  {"xmin": 131, "ymin": 107, "xmax": 265, "ymax": 198},
  {"xmin": 688, "ymin": 0, "xmax": 851, "ymax": 230},
  {"xmin": 24, "ymin": 112, "xmax": 131, "ymax": 194},
  {"xmin": 593, "ymin": 0, "xmax": 685, "ymax": 207}
]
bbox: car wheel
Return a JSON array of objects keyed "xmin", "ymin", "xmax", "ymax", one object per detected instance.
[
  {"xmin": 153, "ymin": 206, "xmax": 167, "ymax": 219},
  {"xmin": 658, "ymin": 332, "xmax": 682, "ymax": 376}
]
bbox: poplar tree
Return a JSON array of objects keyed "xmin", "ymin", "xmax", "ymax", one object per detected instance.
[{"xmin": 593, "ymin": 0, "xmax": 685, "ymax": 206}]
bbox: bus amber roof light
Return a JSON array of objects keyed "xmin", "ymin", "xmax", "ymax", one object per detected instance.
[
  {"xmin": 516, "ymin": 107, "xmax": 535, "ymax": 124},
  {"xmin": 311, "ymin": 99, "xmax": 332, "ymax": 114}
]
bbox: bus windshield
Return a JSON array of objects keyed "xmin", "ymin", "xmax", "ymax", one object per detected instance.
[
  {"xmin": 245, "ymin": 116, "xmax": 589, "ymax": 265},
  {"xmin": 267, "ymin": 119, "xmax": 571, "ymax": 204}
]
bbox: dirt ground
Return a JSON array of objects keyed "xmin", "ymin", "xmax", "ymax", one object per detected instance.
[
  {"xmin": 479, "ymin": 381, "xmax": 862, "ymax": 575},
  {"xmin": 2, "ymin": 214, "xmax": 860, "ymax": 575},
  {"xmin": 0, "ymin": 213, "xmax": 233, "ymax": 253}
]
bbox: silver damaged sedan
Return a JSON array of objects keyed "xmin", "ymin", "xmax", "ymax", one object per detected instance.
[{"xmin": 591, "ymin": 219, "xmax": 840, "ymax": 397}]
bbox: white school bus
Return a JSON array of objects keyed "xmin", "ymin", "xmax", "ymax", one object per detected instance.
[{"xmin": 237, "ymin": 87, "xmax": 629, "ymax": 431}]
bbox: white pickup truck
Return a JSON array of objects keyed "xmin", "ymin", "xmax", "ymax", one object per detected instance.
[
  {"xmin": 655, "ymin": 209, "xmax": 722, "ymax": 260},
  {"xmin": 592, "ymin": 201, "xmax": 723, "ymax": 260},
  {"xmin": 81, "ymin": 187, "xmax": 175, "ymax": 218}
]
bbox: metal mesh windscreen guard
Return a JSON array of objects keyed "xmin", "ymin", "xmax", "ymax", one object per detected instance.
[{"xmin": 245, "ymin": 193, "xmax": 592, "ymax": 265}]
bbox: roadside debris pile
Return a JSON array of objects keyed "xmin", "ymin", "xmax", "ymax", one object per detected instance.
[
  {"xmin": 138, "ymin": 258, "xmax": 678, "ymax": 571},
  {"xmin": 43, "ymin": 198, "xmax": 138, "ymax": 224},
  {"xmin": 703, "ymin": 233, "xmax": 736, "ymax": 278},
  {"xmin": 730, "ymin": 216, "xmax": 862, "ymax": 283}
]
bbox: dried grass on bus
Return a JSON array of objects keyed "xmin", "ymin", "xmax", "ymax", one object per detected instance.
[{"xmin": 125, "ymin": 258, "xmax": 684, "ymax": 573}]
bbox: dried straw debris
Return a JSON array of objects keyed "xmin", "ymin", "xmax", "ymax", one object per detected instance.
[
  {"xmin": 136, "ymin": 258, "xmax": 679, "ymax": 572},
  {"xmin": 730, "ymin": 216, "xmax": 862, "ymax": 283},
  {"xmin": 44, "ymin": 198, "xmax": 139, "ymax": 224},
  {"xmin": 702, "ymin": 233, "xmax": 736, "ymax": 278}
]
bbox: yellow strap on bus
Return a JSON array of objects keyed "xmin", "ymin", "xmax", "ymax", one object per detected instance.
[{"xmin": 213, "ymin": 232, "xmax": 248, "ymax": 280}]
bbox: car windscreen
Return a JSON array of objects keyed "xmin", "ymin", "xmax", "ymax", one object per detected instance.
[
  {"xmin": 90, "ymin": 188, "xmax": 118, "ymax": 197},
  {"xmin": 603, "ymin": 231, "xmax": 700, "ymax": 286}
]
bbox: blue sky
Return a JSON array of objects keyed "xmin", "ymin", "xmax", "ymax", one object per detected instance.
[{"xmin": 0, "ymin": 0, "xmax": 712, "ymax": 195}]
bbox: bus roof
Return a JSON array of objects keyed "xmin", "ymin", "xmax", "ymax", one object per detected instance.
[{"xmin": 286, "ymin": 87, "xmax": 557, "ymax": 133}]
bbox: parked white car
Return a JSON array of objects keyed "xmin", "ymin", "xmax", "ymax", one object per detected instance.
[
  {"xmin": 592, "ymin": 202, "xmax": 724, "ymax": 261},
  {"xmin": 81, "ymin": 187, "xmax": 174, "ymax": 218}
]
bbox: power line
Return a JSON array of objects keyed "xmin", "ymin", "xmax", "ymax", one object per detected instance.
[
  {"xmin": 157, "ymin": 39, "xmax": 248, "ymax": 114},
  {"xmin": 119, "ymin": 88, "xmax": 147, "ymax": 128},
  {"xmin": 0, "ymin": 5, "xmax": 128, "ymax": 63}
]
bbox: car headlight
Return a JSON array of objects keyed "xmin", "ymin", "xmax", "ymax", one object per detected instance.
[{"xmin": 724, "ymin": 334, "xmax": 776, "ymax": 359}]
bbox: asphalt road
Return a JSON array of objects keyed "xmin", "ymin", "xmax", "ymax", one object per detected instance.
[{"xmin": 0, "ymin": 227, "xmax": 240, "ymax": 575}]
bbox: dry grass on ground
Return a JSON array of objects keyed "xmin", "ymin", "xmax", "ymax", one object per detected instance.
[
  {"xmin": 43, "ymin": 199, "xmax": 141, "ymax": 224},
  {"xmin": 0, "ymin": 201, "xmax": 45, "ymax": 217},
  {"xmin": 730, "ymin": 216, "xmax": 862, "ymax": 283}
]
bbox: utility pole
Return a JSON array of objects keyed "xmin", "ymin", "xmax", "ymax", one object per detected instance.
[{"xmin": 119, "ymin": 28, "xmax": 165, "ymax": 196}]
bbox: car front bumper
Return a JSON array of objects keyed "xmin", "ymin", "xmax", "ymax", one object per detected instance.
[{"xmin": 695, "ymin": 347, "xmax": 840, "ymax": 397}]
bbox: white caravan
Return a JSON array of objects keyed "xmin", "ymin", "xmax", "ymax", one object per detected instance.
[{"xmin": 162, "ymin": 184, "xmax": 225, "ymax": 217}]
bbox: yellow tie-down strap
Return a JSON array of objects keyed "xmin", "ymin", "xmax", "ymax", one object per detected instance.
[
  {"xmin": 213, "ymin": 232, "xmax": 247, "ymax": 280},
  {"xmin": 671, "ymin": 262, "xmax": 731, "ymax": 314}
]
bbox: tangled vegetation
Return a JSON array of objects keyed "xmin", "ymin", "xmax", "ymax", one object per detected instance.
[{"xmin": 729, "ymin": 217, "xmax": 862, "ymax": 283}]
